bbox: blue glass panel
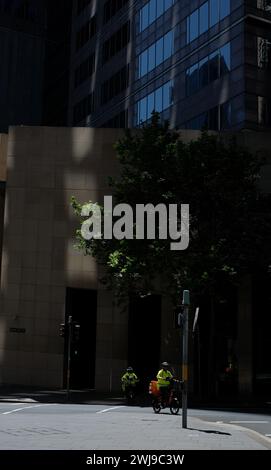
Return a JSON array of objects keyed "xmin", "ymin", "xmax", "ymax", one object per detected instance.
[
  {"xmin": 164, "ymin": 30, "xmax": 173, "ymax": 60},
  {"xmin": 186, "ymin": 16, "xmax": 190, "ymax": 44},
  {"xmin": 220, "ymin": 0, "xmax": 230, "ymax": 20},
  {"xmin": 210, "ymin": 0, "xmax": 219, "ymax": 27},
  {"xmin": 199, "ymin": 2, "xmax": 209, "ymax": 35},
  {"xmin": 164, "ymin": 0, "xmax": 173, "ymax": 10},
  {"xmin": 163, "ymin": 82, "xmax": 172, "ymax": 109},
  {"xmin": 148, "ymin": 43, "xmax": 156, "ymax": 71},
  {"xmin": 139, "ymin": 49, "xmax": 148, "ymax": 78},
  {"xmin": 140, "ymin": 4, "xmax": 149, "ymax": 32},
  {"xmin": 189, "ymin": 10, "xmax": 199, "ymax": 42},
  {"xmin": 139, "ymin": 96, "xmax": 147, "ymax": 123},
  {"xmin": 220, "ymin": 43, "xmax": 231, "ymax": 75},
  {"xmin": 209, "ymin": 51, "xmax": 219, "ymax": 81},
  {"xmin": 149, "ymin": 0, "xmax": 156, "ymax": 24},
  {"xmin": 155, "ymin": 86, "xmax": 163, "ymax": 112},
  {"xmin": 188, "ymin": 63, "xmax": 199, "ymax": 95},
  {"xmin": 199, "ymin": 56, "xmax": 209, "ymax": 88},
  {"xmin": 156, "ymin": 37, "xmax": 164, "ymax": 66},
  {"xmin": 157, "ymin": 0, "xmax": 164, "ymax": 17},
  {"xmin": 148, "ymin": 92, "xmax": 155, "ymax": 119}
]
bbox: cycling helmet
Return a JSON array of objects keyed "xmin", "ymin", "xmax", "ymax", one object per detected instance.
[
  {"xmin": 161, "ymin": 362, "xmax": 169, "ymax": 367},
  {"xmin": 127, "ymin": 366, "xmax": 133, "ymax": 372}
]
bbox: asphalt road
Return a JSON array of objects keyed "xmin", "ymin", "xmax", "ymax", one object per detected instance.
[{"xmin": 0, "ymin": 401, "xmax": 270, "ymax": 450}]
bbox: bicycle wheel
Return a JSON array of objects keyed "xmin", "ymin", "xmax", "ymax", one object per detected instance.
[
  {"xmin": 170, "ymin": 398, "xmax": 180, "ymax": 415},
  {"xmin": 152, "ymin": 399, "xmax": 161, "ymax": 414}
]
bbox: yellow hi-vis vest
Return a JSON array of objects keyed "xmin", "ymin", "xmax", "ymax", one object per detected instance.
[
  {"xmin": 121, "ymin": 372, "xmax": 138, "ymax": 385},
  {"xmin": 157, "ymin": 369, "xmax": 173, "ymax": 388}
]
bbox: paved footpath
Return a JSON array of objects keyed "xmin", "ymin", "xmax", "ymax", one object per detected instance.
[{"xmin": 0, "ymin": 403, "xmax": 270, "ymax": 450}]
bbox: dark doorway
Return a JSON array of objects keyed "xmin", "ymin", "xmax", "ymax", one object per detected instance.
[
  {"xmin": 128, "ymin": 295, "xmax": 161, "ymax": 391},
  {"xmin": 64, "ymin": 288, "xmax": 97, "ymax": 389}
]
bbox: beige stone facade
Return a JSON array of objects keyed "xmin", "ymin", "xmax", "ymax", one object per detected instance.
[{"xmin": 0, "ymin": 126, "xmax": 270, "ymax": 394}]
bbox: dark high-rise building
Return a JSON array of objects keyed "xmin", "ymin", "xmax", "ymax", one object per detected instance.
[
  {"xmin": 69, "ymin": 0, "xmax": 271, "ymax": 131},
  {"xmin": 0, "ymin": 0, "xmax": 73, "ymax": 132},
  {"xmin": 0, "ymin": 0, "xmax": 47, "ymax": 132}
]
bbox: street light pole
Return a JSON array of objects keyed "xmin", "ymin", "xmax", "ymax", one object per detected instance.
[{"xmin": 182, "ymin": 290, "xmax": 190, "ymax": 429}]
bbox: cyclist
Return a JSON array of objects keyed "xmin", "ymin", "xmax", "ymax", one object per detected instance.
[{"xmin": 156, "ymin": 362, "xmax": 173, "ymax": 407}]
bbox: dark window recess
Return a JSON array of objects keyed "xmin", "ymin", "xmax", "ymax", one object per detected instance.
[
  {"xmin": 101, "ymin": 65, "xmax": 129, "ymax": 105},
  {"xmin": 186, "ymin": 105, "xmax": 220, "ymax": 131},
  {"xmin": 74, "ymin": 53, "xmax": 95, "ymax": 89},
  {"xmin": 101, "ymin": 109, "xmax": 128, "ymax": 128},
  {"xmin": 73, "ymin": 93, "xmax": 94, "ymax": 124},
  {"xmin": 258, "ymin": 96, "xmax": 271, "ymax": 126},
  {"xmin": 102, "ymin": 21, "xmax": 130, "ymax": 64},
  {"xmin": 103, "ymin": 0, "xmax": 129, "ymax": 24},
  {"xmin": 76, "ymin": 16, "xmax": 96, "ymax": 51},
  {"xmin": 77, "ymin": 0, "xmax": 91, "ymax": 15}
]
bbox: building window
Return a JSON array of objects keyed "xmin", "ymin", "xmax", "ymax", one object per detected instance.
[
  {"xmin": 76, "ymin": 16, "xmax": 96, "ymax": 51},
  {"xmin": 257, "ymin": 37, "xmax": 271, "ymax": 69},
  {"xmin": 102, "ymin": 21, "xmax": 130, "ymax": 64},
  {"xmin": 74, "ymin": 53, "xmax": 95, "ymax": 89},
  {"xmin": 73, "ymin": 93, "xmax": 94, "ymax": 125},
  {"xmin": 103, "ymin": 0, "xmax": 129, "ymax": 24},
  {"xmin": 101, "ymin": 110, "xmax": 128, "ymax": 128},
  {"xmin": 220, "ymin": 101, "xmax": 232, "ymax": 129},
  {"xmin": 136, "ymin": 81, "xmax": 173, "ymax": 125},
  {"xmin": 186, "ymin": 0, "xmax": 231, "ymax": 44},
  {"xmin": 258, "ymin": 96, "xmax": 271, "ymax": 126},
  {"xmin": 186, "ymin": 42, "xmax": 231, "ymax": 97},
  {"xmin": 185, "ymin": 102, "xmax": 231, "ymax": 131},
  {"xmin": 77, "ymin": 0, "xmax": 91, "ymax": 15},
  {"xmin": 257, "ymin": 0, "xmax": 271, "ymax": 13},
  {"xmin": 137, "ymin": 30, "xmax": 173, "ymax": 78},
  {"xmin": 101, "ymin": 65, "xmax": 129, "ymax": 105},
  {"xmin": 139, "ymin": 0, "xmax": 174, "ymax": 33}
]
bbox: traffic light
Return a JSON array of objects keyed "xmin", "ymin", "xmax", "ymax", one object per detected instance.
[
  {"xmin": 59, "ymin": 323, "xmax": 66, "ymax": 338},
  {"xmin": 73, "ymin": 323, "xmax": 80, "ymax": 342}
]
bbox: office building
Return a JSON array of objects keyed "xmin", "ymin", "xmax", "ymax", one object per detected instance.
[{"xmin": 69, "ymin": 0, "xmax": 271, "ymax": 131}]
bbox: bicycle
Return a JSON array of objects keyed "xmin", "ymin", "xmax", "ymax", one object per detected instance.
[{"xmin": 149, "ymin": 378, "xmax": 183, "ymax": 415}]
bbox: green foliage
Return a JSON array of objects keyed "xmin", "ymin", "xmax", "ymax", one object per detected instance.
[{"xmin": 71, "ymin": 114, "xmax": 271, "ymax": 304}]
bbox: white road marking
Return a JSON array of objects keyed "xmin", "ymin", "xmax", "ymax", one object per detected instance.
[
  {"xmin": 96, "ymin": 406, "xmax": 125, "ymax": 414},
  {"xmin": 265, "ymin": 434, "xmax": 271, "ymax": 437},
  {"xmin": 216, "ymin": 421, "xmax": 224, "ymax": 424},
  {"xmin": 2, "ymin": 404, "xmax": 56, "ymax": 415},
  {"xmin": 230, "ymin": 421, "xmax": 269, "ymax": 424}
]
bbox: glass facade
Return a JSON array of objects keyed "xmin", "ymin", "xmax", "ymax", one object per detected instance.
[
  {"xmin": 186, "ymin": 43, "xmax": 231, "ymax": 96},
  {"xmin": 136, "ymin": 81, "xmax": 173, "ymax": 125},
  {"xmin": 139, "ymin": 0, "xmax": 174, "ymax": 33},
  {"xmin": 138, "ymin": 30, "xmax": 174, "ymax": 78},
  {"xmin": 187, "ymin": 0, "xmax": 231, "ymax": 44}
]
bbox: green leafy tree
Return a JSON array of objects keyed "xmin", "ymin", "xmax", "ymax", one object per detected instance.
[{"xmin": 72, "ymin": 114, "xmax": 270, "ymax": 306}]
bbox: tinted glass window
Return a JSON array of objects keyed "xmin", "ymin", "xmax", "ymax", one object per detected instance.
[
  {"xmin": 189, "ymin": 10, "xmax": 199, "ymax": 42},
  {"xmin": 149, "ymin": 0, "xmax": 156, "ymax": 24},
  {"xmin": 155, "ymin": 86, "xmax": 163, "ymax": 112},
  {"xmin": 220, "ymin": 0, "xmax": 230, "ymax": 20},
  {"xmin": 199, "ymin": 2, "xmax": 209, "ymax": 35},
  {"xmin": 210, "ymin": 0, "xmax": 219, "ymax": 27},
  {"xmin": 209, "ymin": 51, "xmax": 219, "ymax": 81},
  {"xmin": 140, "ymin": 50, "xmax": 148, "ymax": 77},
  {"xmin": 220, "ymin": 101, "xmax": 232, "ymax": 129},
  {"xmin": 148, "ymin": 92, "xmax": 155, "ymax": 118},
  {"xmin": 164, "ymin": 30, "xmax": 173, "ymax": 60},
  {"xmin": 220, "ymin": 43, "xmax": 231, "ymax": 75},
  {"xmin": 156, "ymin": 37, "xmax": 164, "ymax": 66},
  {"xmin": 199, "ymin": 56, "xmax": 209, "ymax": 88},
  {"xmin": 140, "ymin": 4, "xmax": 149, "ymax": 31},
  {"xmin": 148, "ymin": 43, "xmax": 156, "ymax": 71}
]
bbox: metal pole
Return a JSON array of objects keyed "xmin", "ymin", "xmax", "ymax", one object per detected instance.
[
  {"xmin": 182, "ymin": 290, "xmax": 190, "ymax": 429},
  {"xmin": 67, "ymin": 315, "xmax": 72, "ymax": 402}
]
